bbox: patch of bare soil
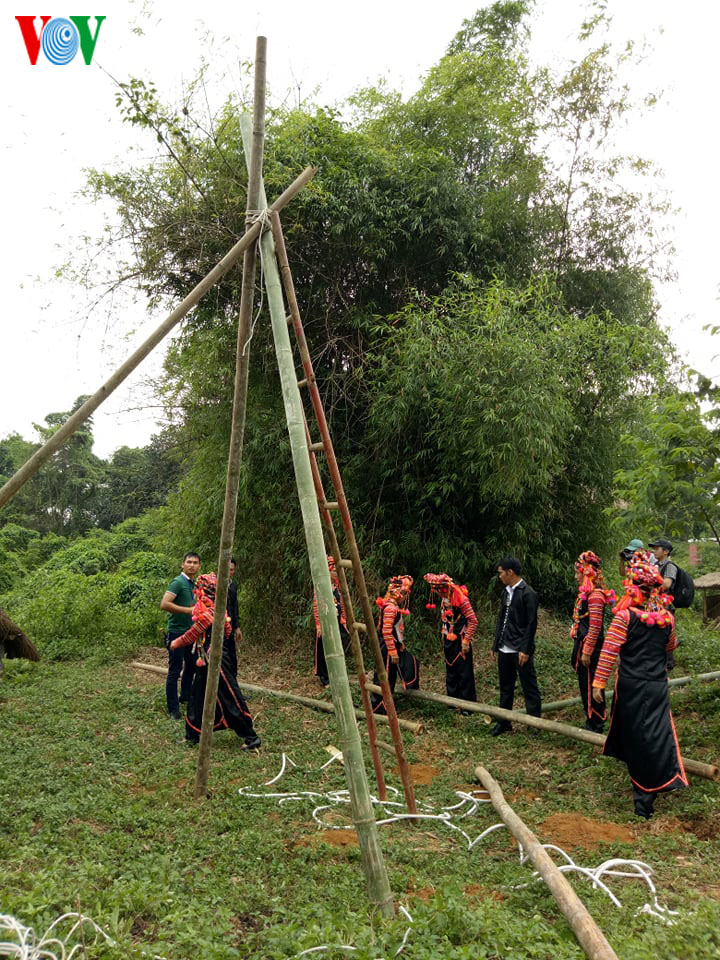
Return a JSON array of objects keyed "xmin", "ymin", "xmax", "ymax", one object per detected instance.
[
  {"xmin": 296, "ymin": 829, "xmax": 358, "ymax": 848},
  {"xmin": 510, "ymin": 788, "xmax": 542, "ymax": 804},
  {"xmin": 406, "ymin": 879, "xmax": 435, "ymax": 901},
  {"xmin": 540, "ymin": 812, "xmax": 635, "ymax": 850},
  {"xmin": 392, "ymin": 763, "xmax": 439, "ymax": 785},
  {"xmin": 463, "ymin": 883, "xmax": 506, "ymax": 902}
]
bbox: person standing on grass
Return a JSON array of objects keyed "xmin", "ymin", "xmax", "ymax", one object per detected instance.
[
  {"xmin": 160, "ymin": 552, "xmax": 201, "ymax": 720},
  {"xmin": 491, "ymin": 557, "xmax": 541, "ymax": 736},
  {"xmin": 592, "ymin": 560, "xmax": 687, "ymax": 819},
  {"xmin": 370, "ymin": 574, "xmax": 419, "ymax": 715},
  {"xmin": 423, "ymin": 572, "xmax": 478, "ymax": 702},
  {"xmin": 648, "ymin": 537, "xmax": 680, "ymax": 671},
  {"xmin": 170, "ymin": 572, "xmax": 261, "ymax": 750},
  {"xmin": 571, "ymin": 551, "xmax": 615, "ymax": 733},
  {"xmin": 312, "ymin": 555, "xmax": 348, "ymax": 688}
]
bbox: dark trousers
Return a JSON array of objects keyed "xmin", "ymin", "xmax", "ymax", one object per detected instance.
[
  {"xmin": 497, "ymin": 650, "xmax": 541, "ymax": 726},
  {"xmin": 165, "ymin": 631, "xmax": 196, "ymax": 714}
]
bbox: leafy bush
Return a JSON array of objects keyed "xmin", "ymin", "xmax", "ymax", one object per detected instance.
[{"xmin": 0, "ymin": 516, "xmax": 175, "ymax": 661}]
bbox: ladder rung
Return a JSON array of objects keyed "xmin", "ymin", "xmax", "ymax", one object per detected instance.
[
  {"xmin": 338, "ymin": 559, "xmax": 353, "ymax": 569},
  {"xmin": 322, "ymin": 501, "xmax": 340, "ymax": 510},
  {"xmin": 309, "ymin": 442, "xmax": 324, "ymax": 452},
  {"xmin": 297, "ymin": 378, "xmax": 308, "ymax": 388},
  {"xmin": 353, "ymin": 622, "xmax": 367, "ymax": 633},
  {"xmin": 286, "ymin": 313, "xmax": 293, "ymax": 324}
]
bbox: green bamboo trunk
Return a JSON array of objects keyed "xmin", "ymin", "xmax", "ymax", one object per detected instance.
[{"xmin": 240, "ymin": 115, "xmax": 394, "ymax": 916}]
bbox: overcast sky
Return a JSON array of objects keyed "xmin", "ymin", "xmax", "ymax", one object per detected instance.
[{"xmin": 1, "ymin": 1, "xmax": 719, "ymax": 458}]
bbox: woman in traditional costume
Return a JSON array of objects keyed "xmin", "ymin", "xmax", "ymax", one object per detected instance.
[
  {"xmin": 312, "ymin": 555, "xmax": 348, "ymax": 688},
  {"xmin": 370, "ymin": 575, "xmax": 419, "ymax": 714},
  {"xmin": 424, "ymin": 573, "xmax": 478, "ymax": 702},
  {"xmin": 592, "ymin": 561, "xmax": 687, "ymax": 818},
  {"xmin": 570, "ymin": 551, "xmax": 615, "ymax": 732},
  {"xmin": 170, "ymin": 572, "xmax": 261, "ymax": 750}
]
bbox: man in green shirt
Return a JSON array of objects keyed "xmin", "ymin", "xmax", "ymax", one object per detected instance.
[{"xmin": 160, "ymin": 552, "xmax": 201, "ymax": 719}]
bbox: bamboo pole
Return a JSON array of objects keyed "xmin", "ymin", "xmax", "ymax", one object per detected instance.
[
  {"xmin": 365, "ymin": 682, "xmax": 720, "ymax": 782},
  {"xmin": 241, "ymin": 125, "xmax": 395, "ymax": 916},
  {"xmin": 194, "ymin": 37, "xmax": 267, "ymax": 801},
  {"xmin": 475, "ymin": 765, "xmax": 619, "ymax": 960},
  {"xmin": 542, "ymin": 669, "xmax": 720, "ymax": 714},
  {"xmin": 271, "ymin": 211, "xmax": 416, "ymax": 816},
  {"xmin": 129, "ymin": 662, "xmax": 422, "ymax": 731},
  {"xmin": 0, "ymin": 164, "xmax": 316, "ymax": 513},
  {"xmin": 299, "ymin": 417, "xmax": 388, "ymax": 798}
]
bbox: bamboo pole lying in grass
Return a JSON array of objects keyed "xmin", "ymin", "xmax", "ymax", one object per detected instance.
[
  {"xmin": 0, "ymin": 164, "xmax": 317, "ymax": 513},
  {"xmin": 365, "ymin": 682, "xmax": 720, "ymax": 782},
  {"xmin": 475, "ymin": 765, "xmax": 620, "ymax": 960},
  {"xmin": 130, "ymin": 661, "xmax": 422, "ymax": 733},
  {"xmin": 542, "ymin": 669, "xmax": 720, "ymax": 714}
]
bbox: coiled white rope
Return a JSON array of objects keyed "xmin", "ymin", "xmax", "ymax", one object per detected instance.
[
  {"xmin": 0, "ymin": 912, "xmax": 114, "ymax": 960},
  {"xmin": 240, "ymin": 753, "xmax": 680, "ymax": 927}
]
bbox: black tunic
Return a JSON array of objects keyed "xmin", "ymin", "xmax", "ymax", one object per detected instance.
[
  {"xmin": 442, "ymin": 601, "xmax": 477, "ymax": 703},
  {"xmin": 371, "ymin": 603, "xmax": 419, "ymax": 715},
  {"xmin": 603, "ymin": 612, "xmax": 687, "ymax": 794},
  {"xmin": 185, "ymin": 628, "xmax": 258, "ymax": 744}
]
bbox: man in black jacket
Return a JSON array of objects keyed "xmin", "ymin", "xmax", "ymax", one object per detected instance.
[{"xmin": 491, "ymin": 557, "xmax": 542, "ymax": 736}]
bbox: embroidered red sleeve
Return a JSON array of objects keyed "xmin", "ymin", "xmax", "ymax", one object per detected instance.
[
  {"xmin": 337, "ymin": 590, "xmax": 347, "ymax": 626},
  {"xmin": 460, "ymin": 597, "xmax": 477, "ymax": 642},
  {"xmin": 582, "ymin": 589, "xmax": 606, "ymax": 656},
  {"xmin": 313, "ymin": 590, "xmax": 321, "ymax": 636},
  {"xmin": 666, "ymin": 620, "xmax": 678, "ymax": 653},
  {"xmin": 170, "ymin": 620, "xmax": 205, "ymax": 649},
  {"xmin": 382, "ymin": 603, "xmax": 399, "ymax": 657},
  {"xmin": 593, "ymin": 609, "xmax": 629, "ymax": 688}
]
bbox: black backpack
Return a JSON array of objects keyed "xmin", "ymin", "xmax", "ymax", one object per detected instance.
[{"xmin": 672, "ymin": 565, "xmax": 695, "ymax": 609}]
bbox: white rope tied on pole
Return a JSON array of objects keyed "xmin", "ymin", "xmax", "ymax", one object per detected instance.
[
  {"xmin": 240, "ymin": 753, "xmax": 680, "ymax": 922},
  {"xmin": 240, "ymin": 207, "xmax": 272, "ymax": 357}
]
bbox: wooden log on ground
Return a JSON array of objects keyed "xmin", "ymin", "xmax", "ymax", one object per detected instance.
[
  {"xmin": 475, "ymin": 765, "xmax": 619, "ymax": 960},
  {"xmin": 365, "ymin": 682, "xmax": 719, "ymax": 782},
  {"xmin": 542, "ymin": 669, "xmax": 720, "ymax": 714},
  {"xmin": 130, "ymin": 662, "xmax": 422, "ymax": 733}
]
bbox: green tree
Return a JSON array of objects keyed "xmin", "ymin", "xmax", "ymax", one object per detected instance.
[
  {"xmin": 73, "ymin": 2, "xmax": 674, "ymax": 626},
  {"xmin": 613, "ymin": 390, "xmax": 720, "ymax": 547}
]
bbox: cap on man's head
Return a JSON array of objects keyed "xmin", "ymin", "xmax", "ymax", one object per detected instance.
[
  {"xmin": 624, "ymin": 539, "xmax": 645, "ymax": 552},
  {"xmin": 648, "ymin": 537, "xmax": 673, "ymax": 552}
]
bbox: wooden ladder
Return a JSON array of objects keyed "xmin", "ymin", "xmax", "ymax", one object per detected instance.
[{"xmin": 270, "ymin": 210, "xmax": 417, "ymax": 814}]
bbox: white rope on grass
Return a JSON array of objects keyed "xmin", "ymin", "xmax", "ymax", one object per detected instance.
[
  {"xmin": 240, "ymin": 753, "xmax": 680, "ymax": 924},
  {"xmin": 0, "ymin": 912, "xmax": 115, "ymax": 960}
]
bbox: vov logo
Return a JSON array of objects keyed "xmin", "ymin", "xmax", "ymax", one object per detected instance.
[{"xmin": 15, "ymin": 16, "xmax": 106, "ymax": 65}]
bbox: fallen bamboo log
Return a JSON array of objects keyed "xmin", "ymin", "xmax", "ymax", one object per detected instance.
[
  {"xmin": 475, "ymin": 765, "xmax": 619, "ymax": 960},
  {"xmin": 365, "ymin": 682, "xmax": 719, "ymax": 782},
  {"xmin": 542, "ymin": 669, "xmax": 720, "ymax": 714},
  {"xmin": 130, "ymin": 662, "xmax": 422, "ymax": 733}
]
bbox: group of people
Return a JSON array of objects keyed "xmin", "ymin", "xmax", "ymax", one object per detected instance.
[
  {"xmin": 312, "ymin": 555, "xmax": 541, "ymax": 730},
  {"xmin": 160, "ymin": 552, "xmax": 260, "ymax": 750},
  {"xmin": 313, "ymin": 540, "xmax": 688, "ymax": 819},
  {"xmin": 158, "ymin": 536, "xmax": 688, "ymax": 819}
]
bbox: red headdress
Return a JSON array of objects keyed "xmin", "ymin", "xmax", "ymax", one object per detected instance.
[
  {"xmin": 613, "ymin": 560, "xmax": 672, "ymax": 625},
  {"xmin": 423, "ymin": 572, "xmax": 468, "ymax": 609},
  {"xmin": 377, "ymin": 575, "xmax": 413, "ymax": 614},
  {"xmin": 195, "ymin": 572, "xmax": 218, "ymax": 601},
  {"xmin": 574, "ymin": 551, "xmax": 614, "ymax": 601},
  {"xmin": 571, "ymin": 551, "xmax": 615, "ymax": 639}
]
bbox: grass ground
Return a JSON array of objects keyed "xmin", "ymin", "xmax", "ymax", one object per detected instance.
[{"xmin": 1, "ymin": 608, "xmax": 719, "ymax": 960}]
